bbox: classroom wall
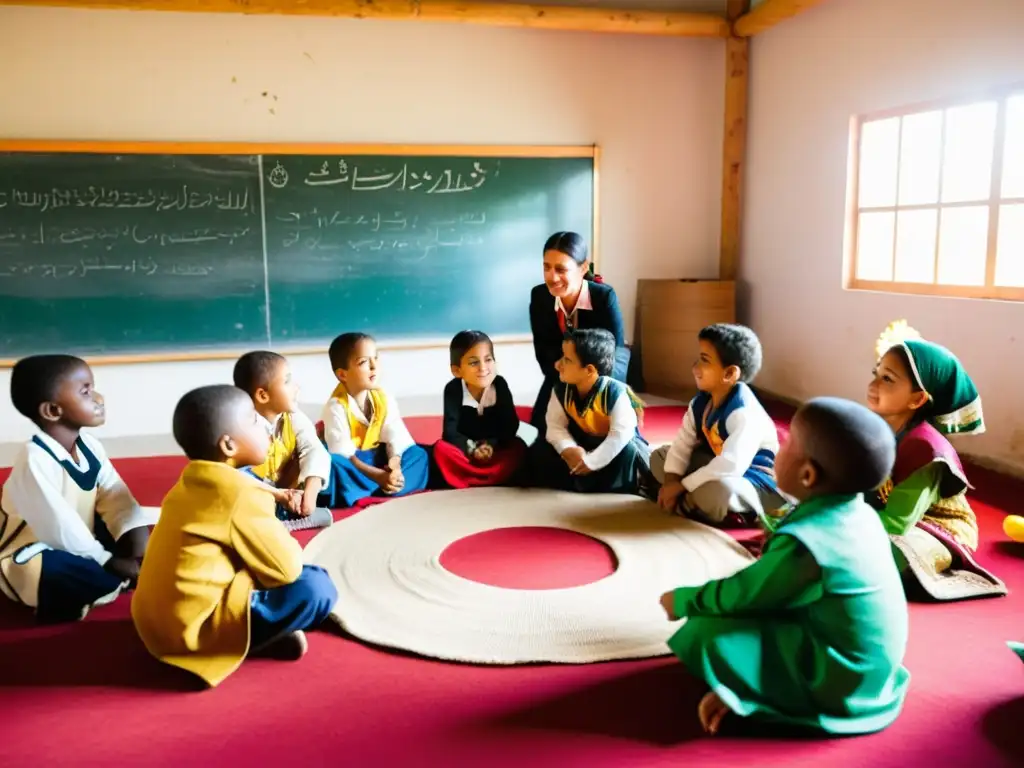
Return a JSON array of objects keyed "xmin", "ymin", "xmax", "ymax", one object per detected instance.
[
  {"xmin": 742, "ymin": 0, "xmax": 1024, "ymax": 471},
  {"xmin": 0, "ymin": 6, "xmax": 724, "ymax": 454}
]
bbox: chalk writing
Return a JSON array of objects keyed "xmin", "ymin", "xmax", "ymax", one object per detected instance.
[
  {"xmin": 0, "ymin": 186, "xmax": 255, "ymax": 214},
  {"xmin": 268, "ymin": 159, "xmax": 497, "ymax": 193},
  {"xmin": 0, "ymin": 258, "xmax": 214, "ymax": 279},
  {"xmin": 0, "ymin": 224, "xmax": 253, "ymax": 250}
]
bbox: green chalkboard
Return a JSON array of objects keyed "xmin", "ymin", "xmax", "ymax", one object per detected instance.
[{"xmin": 0, "ymin": 147, "xmax": 594, "ymax": 358}]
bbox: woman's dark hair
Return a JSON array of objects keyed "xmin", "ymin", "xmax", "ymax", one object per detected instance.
[{"xmin": 543, "ymin": 231, "xmax": 594, "ymax": 281}]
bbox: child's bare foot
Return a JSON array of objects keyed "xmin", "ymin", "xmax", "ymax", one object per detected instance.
[
  {"xmin": 252, "ymin": 630, "xmax": 308, "ymax": 661},
  {"xmin": 698, "ymin": 691, "xmax": 730, "ymax": 735}
]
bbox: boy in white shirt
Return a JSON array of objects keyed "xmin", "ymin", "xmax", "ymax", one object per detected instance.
[
  {"xmin": 530, "ymin": 328, "xmax": 650, "ymax": 493},
  {"xmin": 320, "ymin": 332, "xmax": 430, "ymax": 507},
  {"xmin": 233, "ymin": 351, "xmax": 333, "ymax": 531},
  {"xmin": 651, "ymin": 324, "xmax": 785, "ymax": 526},
  {"xmin": 0, "ymin": 354, "xmax": 156, "ymax": 622}
]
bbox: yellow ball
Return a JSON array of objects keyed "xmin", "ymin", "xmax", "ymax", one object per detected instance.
[{"xmin": 1004, "ymin": 515, "xmax": 1024, "ymax": 542}]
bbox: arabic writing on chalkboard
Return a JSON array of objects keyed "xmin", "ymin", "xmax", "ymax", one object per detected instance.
[{"xmin": 266, "ymin": 158, "xmax": 497, "ymax": 194}]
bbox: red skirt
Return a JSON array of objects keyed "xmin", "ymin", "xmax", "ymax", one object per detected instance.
[{"xmin": 433, "ymin": 439, "xmax": 526, "ymax": 489}]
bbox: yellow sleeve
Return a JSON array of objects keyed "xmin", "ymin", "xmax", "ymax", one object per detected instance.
[{"xmin": 228, "ymin": 490, "xmax": 304, "ymax": 590}]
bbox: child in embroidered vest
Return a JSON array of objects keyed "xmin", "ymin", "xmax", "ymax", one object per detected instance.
[
  {"xmin": 433, "ymin": 330, "xmax": 526, "ymax": 489},
  {"xmin": 528, "ymin": 328, "xmax": 650, "ymax": 494},
  {"xmin": 661, "ymin": 397, "xmax": 909, "ymax": 737},
  {"xmin": 132, "ymin": 385, "xmax": 338, "ymax": 687},
  {"xmin": 866, "ymin": 320, "xmax": 1004, "ymax": 602},
  {"xmin": 232, "ymin": 351, "xmax": 333, "ymax": 532},
  {"xmin": 320, "ymin": 332, "xmax": 430, "ymax": 507},
  {"xmin": 650, "ymin": 324, "xmax": 784, "ymax": 526},
  {"xmin": 0, "ymin": 355, "xmax": 156, "ymax": 623}
]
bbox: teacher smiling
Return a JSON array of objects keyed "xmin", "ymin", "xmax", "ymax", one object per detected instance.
[{"xmin": 528, "ymin": 231, "xmax": 629, "ymax": 437}]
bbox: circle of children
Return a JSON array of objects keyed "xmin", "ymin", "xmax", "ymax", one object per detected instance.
[{"xmin": 0, "ymin": 226, "xmax": 1003, "ymax": 737}]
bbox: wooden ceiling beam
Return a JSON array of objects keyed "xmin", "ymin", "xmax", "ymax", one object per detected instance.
[
  {"xmin": 0, "ymin": 0, "xmax": 732, "ymax": 38},
  {"xmin": 733, "ymin": 0, "xmax": 828, "ymax": 37}
]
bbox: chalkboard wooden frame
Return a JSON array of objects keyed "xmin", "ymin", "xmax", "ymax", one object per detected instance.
[{"xmin": 0, "ymin": 140, "xmax": 599, "ymax": 367}]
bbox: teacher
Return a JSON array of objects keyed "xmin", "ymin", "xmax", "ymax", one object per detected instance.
[{"xmin": 528, "ymin": 231, "xmax": 629, "ymax": 436}]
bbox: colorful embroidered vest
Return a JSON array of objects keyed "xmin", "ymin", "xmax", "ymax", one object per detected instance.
[
  {"xmin": 872, "ymin": 420, "xmax": 969, "ymax": 507},
  {"xmin": 249, "ymin": 412, "xmax": 296, "ymax": 486},
  {"xmin": 690, "ymin": 382, "xmax": 776, "ymax": 492},
  {"xmin": 555, "ymin": 377, "xmax": 643, "ymax": 449},
  {"xmin": 331, "ymin": 384, "xmax": 388, "ymax": 451}
]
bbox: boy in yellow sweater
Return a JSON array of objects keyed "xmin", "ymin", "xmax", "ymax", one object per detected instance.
[{"xmin": 131, "ymin": 385, "xmax": 338, "ymax": 687}]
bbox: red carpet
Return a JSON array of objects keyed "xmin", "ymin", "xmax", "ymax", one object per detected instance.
[{"xmin": 1, "ymin": 404, "xmax": 1022, "ymax": 767}]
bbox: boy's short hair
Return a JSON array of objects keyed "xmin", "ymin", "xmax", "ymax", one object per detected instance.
[
  {"xmin": 10, "ymin": 354, "xmax": 89, "ymax": 422},
  {"xmin": 797, "ymin": 396, "xmax": 896, "ymax": 495},
  {"xmin": 329, "ymin": 332, "xmax": 374, "ymax": 372},
  {"xmin": 173, "ymin": 384, "xmax": 251, "ymax": 461},
  {"xmin": 233, "ymin": 351, "xmax": 285, "ymax": 396},
  {"xmin": 568, "ymin": 328, "xmax": 615, "ymax": 377},
  {"xmin": 450, "ymin": 330, "xmax": 494, "ymax": 366},
  {"xmin": 698, "ymin": 323, "xmax": 763, "ymax": 382}
]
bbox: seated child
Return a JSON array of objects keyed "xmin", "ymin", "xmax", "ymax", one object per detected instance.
[
  {"xmin": 132, "ymin": 385, "xmax": 338, "ymax": 687},
  {"xmin": 529, "ymin": 328, "xmax": 649, "ymax": 494},
  {"xmin": 661, "ymin": 397, "xmax": 909, "ymax": 737},
  {"xmin": 233, "ymin": 351, "xmax": 333, "ymax": 531},
  {"xmin": 651, "ymin": 323, "xmax": 784, "ymax": 526},
  {"xmin": 0, "ymin": 355, "xmax": 154, "ymax": 623},
  {"xmin": 433, "ymin": 330, "xmax": 526, "ymax": 489},
  {"xmin": 866, "ymin": 320, "xmax": 1004, "ymax": 601},
  {"xmin": 320, "ymin": 332, "xmax": 430, "ymax": 507}
]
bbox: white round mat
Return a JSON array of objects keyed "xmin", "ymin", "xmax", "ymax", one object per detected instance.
[{"xmin": 303, "ymin": 487, "xmax": 755, "ymax": 665}]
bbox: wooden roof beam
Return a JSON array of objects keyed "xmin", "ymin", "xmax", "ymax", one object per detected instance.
[
  {"xmin": 733, "ymin": 0, "xmax": 828, "ymax": 37},
  {"xmin": 0, "ymin": 0, "xmax": 732, "ymax": 38}
]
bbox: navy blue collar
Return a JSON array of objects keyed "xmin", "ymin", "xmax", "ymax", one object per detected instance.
[{"xmin": 31, "ymin": 435, "xmax": 101, "ymax": 491}]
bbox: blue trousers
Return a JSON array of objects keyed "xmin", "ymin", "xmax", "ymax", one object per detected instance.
[
  {"xmin": 250, "ymin": 565, "xmax": 338, "ymax": 650},
  {"xmin": 35, "ymin": 517, "xmax": 126, "ymax": 624},
  {"xmin": 322, "ymin": 444, "xmax": 430, "ymax": 508}
]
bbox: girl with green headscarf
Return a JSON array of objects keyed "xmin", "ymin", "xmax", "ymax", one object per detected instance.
[{"xmin": 866, "ymin": 321, "xmax": 1005, "ymax": 602}]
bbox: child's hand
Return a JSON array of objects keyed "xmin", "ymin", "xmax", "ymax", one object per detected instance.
[
  {"xmin": 657, "ymin": 481, "xmax": 685, "ymax": 512},
  {"xmin": 570, "ymin": 457, "xmax": 592, "ymax": 476},
  {"xmin": 471, "ymin": 442, "xmax": 493, "ymax": 464},
  {"xmin": 300, "ymin": 489, "xmax": 317, "ymax": 516},
  {"xmin": 105, "ymin": 556, "xmax": 140, "ymax": 585},
  {"xmin": 660, "ymin": 591, "xmax": 678, "ymax": 621},
  {"xmin": 381, "ymin": 456, "xmax": 405, "ymax": 495},
  {"xmin": 560, "ymin": 446, "xmax": 586, "ymax": 471}
]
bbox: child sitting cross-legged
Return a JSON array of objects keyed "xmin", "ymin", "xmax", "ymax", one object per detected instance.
[
  {"xmin": 433, "ymin": 330, "xmax": 527, "ymax": 489},
  {"xmin": 528, "ymin": 328, "xmax": 650, "ymax": 494},
  {"xmin": 232, "ymin": 351, "xmax": 333, "ymax": 532},
  {"xmin": 660, "ymin": 397, "xmax": 910, "ymax": 737},
  {"xmin": 132, "ymin": 385, "xmax": 338, "ymax": 688},
  {"xmin": 0, "ymin": 355, "xmax": 155, "ymax": 623},
  {"xmin": 319, "ymin": 332, "xmax": 430, "ymax": 507},
  {"xmin": 650, "ymin": 323, "xmax": 784, "ymax": 526}
]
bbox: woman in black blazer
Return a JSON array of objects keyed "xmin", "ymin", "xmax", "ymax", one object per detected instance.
[{"xmin": 528, "ymin": 231, "xmax": 629, "ymax": 437}]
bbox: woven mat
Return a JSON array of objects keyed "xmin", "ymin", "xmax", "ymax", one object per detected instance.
[{"xmin": 304, "ymin": 487, "xmax": 755, "ymax": 665}]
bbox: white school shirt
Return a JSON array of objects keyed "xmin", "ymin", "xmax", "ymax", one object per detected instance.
[
  {"xmin": 544, "ymin": 389, "xmax": 638, "ymax": 471},
  {"xmin": 320, "ymin": 389, "xmax": 416, "ymax": 459},
  {"xmin": 0, "ymin": 432, "xmax": 155, "ymax": 568},
  {"xmin": 258, "ymin": 409, "xmax": 331, "ymax": 485}
]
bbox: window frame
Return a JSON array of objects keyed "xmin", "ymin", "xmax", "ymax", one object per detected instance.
[{"xmin": 843, "ymin": 83, "xmax": 1024, "ymax": 301}]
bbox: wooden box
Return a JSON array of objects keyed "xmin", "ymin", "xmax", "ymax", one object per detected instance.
[{"xmin": 637, "ymin": 279, "xmax": 736, "ymax": 400}]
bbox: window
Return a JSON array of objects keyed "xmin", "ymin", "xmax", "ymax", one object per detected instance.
[{"xmin": 846, "ymin": 88, "xmax": 1024, "ymax": 300}]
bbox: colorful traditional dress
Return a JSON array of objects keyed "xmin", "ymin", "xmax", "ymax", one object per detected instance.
[
  {"xmin": 434, "ymin": 375, "xmax": 526, "ymax": 489},
  {"xmin": 319, "ymin": 384, "xmax": 429, "ymax": 508},
  {"xmin": 530, "ymin": 376, "xmax": 649, "ymax": 494},
  {"xmin": 668, "ymin": 493, "xmax": 910, "ymax": 735},
  {"xmin": 871, "ymin": 322, "xmax": 1005, "ymax": 601}
]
